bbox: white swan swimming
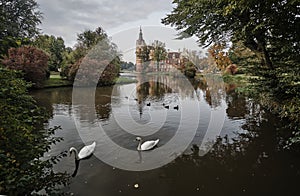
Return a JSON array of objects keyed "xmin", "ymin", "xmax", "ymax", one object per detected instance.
[
  {"xmin": 69, "ymin": 141, "xmax": 96, "ymax": 160},
  {"xmin": 69, "ymin": 142, "xmax": 96, "ymax": 177},
  {"xmin": 136, "ymin": 137, "xmax": 159, "ymax": 151}
]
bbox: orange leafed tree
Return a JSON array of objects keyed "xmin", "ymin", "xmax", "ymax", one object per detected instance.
[{"xmin": 208, "ymin": 43, "xmax": 232, "ymax": 72}]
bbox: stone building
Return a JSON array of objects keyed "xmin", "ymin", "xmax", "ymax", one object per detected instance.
[
  {"xmin": 135, "ymin": 27, "xmax": 189, "ymax": 72},
  {"xmin": 165, "ymin": 51, "xmax": 189, "ymax": 70}
]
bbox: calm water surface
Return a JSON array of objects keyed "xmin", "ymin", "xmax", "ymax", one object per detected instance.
[{"xmin": 31, "ymin": 73, "xmax": 300, "ymax": 196}]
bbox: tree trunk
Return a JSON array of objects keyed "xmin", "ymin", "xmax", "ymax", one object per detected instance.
[
  {"xmin": 261, "ymin": 44, "xmax": 274, "ymax": 69},
  {"xmin": 244, "ymin": 38, "xmax": 274, "ymax": 70}
]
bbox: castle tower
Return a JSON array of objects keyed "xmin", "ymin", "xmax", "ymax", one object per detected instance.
[{"xmin": 135, "ymin": 27, "xmax": 146, "ymax": 72}]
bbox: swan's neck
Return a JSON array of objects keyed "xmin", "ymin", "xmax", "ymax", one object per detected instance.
[
  {"xmin": 70, "ymin": 148, "xmax": 80, "ymax": 160},
  {"xmin": 72, "ymin": 159, "xmax": 80, "ymax": 177},
  {"xmin": 137, "ymin": 140, "xmax": 142, "ymax": 151}
]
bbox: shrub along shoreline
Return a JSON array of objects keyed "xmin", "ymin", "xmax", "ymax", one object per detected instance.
[{"xmin": 43, "ymin": 72, "xmax": 136, "ymax": 88}]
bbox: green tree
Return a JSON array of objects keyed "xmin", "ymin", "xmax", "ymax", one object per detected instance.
[
  {"xmin": 162, "ymin": 0, "xmax": 300, "ymax": 144},
  {"xmin": 68, "ymin": 27, "xmax": 120, "ymax": 86},
  {"xmin": 0, "ymin": 67, "xmax": 69, "ymax": 195},
  {"xmin": 121, "ymin": 61, "xmax": 135, "ymax": 71},
  {"xmin": 33, "ymin": 34, "xmax": 66, "ymax": 71},
  {"xmin": 151, "ymin": 40, "xmax": 167, "ymax": 71},
  {"xmin": 163, "ymin": 0, "xmax": 300, "ymax": 146},
  {"xmin": 135, "ymin": 45, "xmax": 152, "ymax": 72},
  {"xmin": 162, "ymin": 0, "xmax": 299, "ymax": 69},
  {"xmin": 228, "ymin": 41, "xmax": 258, "ymax": 74},
  {"xmin": 60, "ymin": 47, "xmax": 75, "ymax": 78},
  {"xmin": 0, "ymin": 0, "xmax": 42, "ymax": 57},
  {"xmin": 73, "ymin": 27, "xmax": 108, "ymax": 61},
  {"xmin": 183, "ymin": 61, "xmax": 197, "ymax": 78}
]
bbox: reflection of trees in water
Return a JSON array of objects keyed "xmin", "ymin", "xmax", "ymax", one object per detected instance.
[
  {"xmin": 135, "ymin": 74, "xmax": 200, "ymax": 103},
  {"xmin": 226, "ymin": 92, "xmax": 248, "ymax": 120},
  {"xmin": 200, "ymin": 74, "xmax": 226, "ymax": 108},
  {"xmin": 161, "ymin": 103, "xmax": 300, "ymax": 195},
  {"xmin": 135, "ymin": 73, "xmax": 233, "ymax": 110},
  {"xmin": 31, "ymin": 87, "xmax": 73, "ymax": 118},
  {"xmin": 95, "ymin": 87, "xmax": 115, "ymax": 120},
  {"xmin": 31, "ymin": 87, "xmax": 115, "ymax": 123},
  {"xmin": 74, "ymin": 87, "xmax": 114, "ymax": 123}
]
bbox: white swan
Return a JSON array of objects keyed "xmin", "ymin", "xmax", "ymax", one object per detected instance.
[
  {"xmin": 69, "ymin": 141, "xmax": 96, "ymax": 160},
  {"xmin": 136, "ymin": 137, "xmax": 159, "ymax": 151}
]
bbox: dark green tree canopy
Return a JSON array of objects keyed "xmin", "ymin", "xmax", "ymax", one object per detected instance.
[
  {"xmin": 0, "ymin": 68, "xmax": 69, "ymax": 194},
  {"xmin": 162, "ymin": 0, "xmax": 300, "ymax": 147},
  {"xmin": 162, "ymin": 0, "xmax": 300, "ymax": 69},
  {"xmin": 0, "ymin": 0, "xmax": 42, "ymax": 38},
  {"xmin": 0, "ymin": 0, "xmax": 42, "ymax": 56},
  {"xmin": 72, "ymin": 27, "xmax": 111, "ymax": 62},
  {"xmin": 76, "ymin": 27, "xmax": 108, "ymax": 50}
]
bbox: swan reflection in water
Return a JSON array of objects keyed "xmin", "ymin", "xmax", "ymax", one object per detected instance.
[
  {"xmin": 135, "ymin": 137, "xmax": 160, "ymax": 165},
  {"xmin": 69, "ymin": 142, "xmax": 96, "ymax": 177}
]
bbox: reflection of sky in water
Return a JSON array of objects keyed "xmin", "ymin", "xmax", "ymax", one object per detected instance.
[
  {"xmin": 71, "ymin": 74, "xmax": 203, "ymax": 170},
  {"xmin": 33, "ymin": 74, "xmax": 248, "ymax": 170},
  {"xmin": 31, "ymin": 74, "xmax": 248, "ymax": 153},
  {"xmin": 32, "ymin": 74, "xmax": 249, "ymax": 158},
  {"xmin": 29, "ymin": 74, "xmax": 300, "ymax": 195}
]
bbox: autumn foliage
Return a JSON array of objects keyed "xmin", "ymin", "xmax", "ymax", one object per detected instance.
[
  {"xmin": 208, "ymin": 43, "xmax": 233, "ymax": 73},
  {"xmin": 2, "ymin": 46, "xmax": 49, "ymax": 88}
]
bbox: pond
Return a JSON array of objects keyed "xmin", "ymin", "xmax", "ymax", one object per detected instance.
[{"xmin": 31, "ymin": 73, "xmax": 300, "ymax": 195}]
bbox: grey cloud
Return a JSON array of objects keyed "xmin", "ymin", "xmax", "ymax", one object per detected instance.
[{"xmin": 36, "ymin": 0, "xmax": 172, "ymax": 46}]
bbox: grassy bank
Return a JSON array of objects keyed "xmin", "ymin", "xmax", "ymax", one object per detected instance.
[
  {"xmin": 222, "ymin": 74, "xmax": 251, "ymax": 94},
  {"xmin": 114, "ymin": 77, "xmax": 137, "ymax": 84},
  {"xmin": 44, "ymin": 73, "xmax": 137, "ymax": 88},
  {"xmin": 44, "ymin": 74, "xmax": 73, "ymax": 88},
  {"xmin": 222, "ymin": 74, "xmax": 249, "ymax": 86}
]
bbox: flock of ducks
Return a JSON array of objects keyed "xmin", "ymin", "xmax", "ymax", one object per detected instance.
[
  {"xmin": 146, "ymin": 101, "xmax": 179, "ymax": 110},
  {"xmin": 161, "ymin": 103, "xmax": 179, "ymax": 110},
  {"xmin": 125, "ymin": 96, "xmax": 180, "ymax": 110}
]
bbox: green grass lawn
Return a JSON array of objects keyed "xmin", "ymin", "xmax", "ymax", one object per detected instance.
[
  {"xmin": 114, "ymin": 77, "xmax": 137, "ymax": 84},
  {"xmin": 222, "ymin": 73, "xmax": 252, "ymax": 85},
  {"xmin": 45, "ymin": 74, "xmax": 136, "ymax": 88},
  {"xmin": 44, "ymin": 74, "xmax": 72, "ymax": 88}
]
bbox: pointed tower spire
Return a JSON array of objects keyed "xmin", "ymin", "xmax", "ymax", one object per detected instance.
[
  {"xmin": 136, "ymin": 26, "xmax": 146, "ymax": 72},
  {"xmin": 139, "ymin": 26, "xmax": 143, "ymax": 41},
  {"xmin": 136, "ymin": 26, "xmax": 146, "ymax": 47}
]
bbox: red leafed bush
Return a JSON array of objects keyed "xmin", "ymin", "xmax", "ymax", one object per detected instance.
[{"xmin": 2, "ymin": 46, "xmax": 49, "ymax": 88}]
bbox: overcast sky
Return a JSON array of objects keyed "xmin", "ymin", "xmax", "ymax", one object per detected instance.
[{"xmin": 36, "ymin": 0, "xmax": 203, "ymax": 62}]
